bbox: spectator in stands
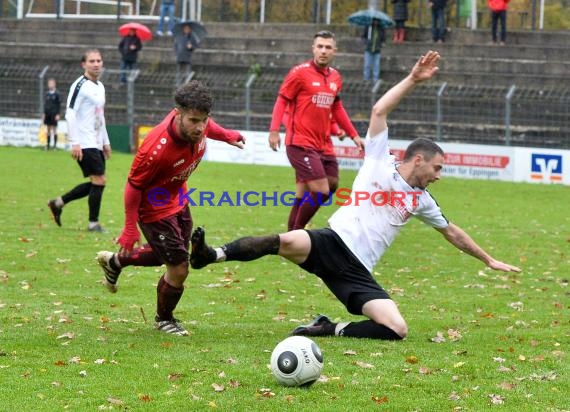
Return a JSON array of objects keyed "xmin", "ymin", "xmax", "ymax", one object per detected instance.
[
  {"xmin": 391, "ymin": 0, "xmax": 410, "ymax": 43},
  {"xmin": 362, "ymin": 18, "xmax": 386, "ymax": 83},
  {"xmin": 156, "ymin": 0, "xmax": 176, "ymax": 36},
  {"xmin": 429, "ymin": 0, "xmax": 447, "ymax": 43},
  {"xmin": 189, "ymin": 51, "xmax": 522, "ymax": 341},
  {"xmin": 42, "ymin": 78, "xmax": 61, "ymax": 150},
  {"xmin": 488, "ymin": 0, "xmax": 510, "ymax": 45},
  {"xmin": 118, "ymin": 28, "xmax": 142, "ymax": 84},
  {"xmin": 174, "ymin": 23, "xmax": 198, "ymax": 86},
  {"xmin": 47, "ymin": 49, "xmax": 111, "ymax": 233},
  {"xmin": 95, "ymin": 80, "xmax": 245, "ymax": 336},
  {"xmin": 268, "ymin": 30, "xmax": 363, "ymax": 231}
]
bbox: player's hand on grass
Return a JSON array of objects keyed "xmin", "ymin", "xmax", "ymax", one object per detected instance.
[{"xmin": 488, "ymin": 259, "xmax": 522, "ymax": 272}]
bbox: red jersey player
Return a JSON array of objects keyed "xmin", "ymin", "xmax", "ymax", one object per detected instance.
[
  {"xmin": 96, "ymin": 80, "xmax": 245, "ymax": 336},
  {"xmin": 268, "ymin": 30, "xmax": 364, "ymax": 231}
]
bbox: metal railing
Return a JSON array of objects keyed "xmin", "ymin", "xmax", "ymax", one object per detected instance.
[{"xmin": 2, "ymin": 63, "xmax": 569, "ymax": 150}]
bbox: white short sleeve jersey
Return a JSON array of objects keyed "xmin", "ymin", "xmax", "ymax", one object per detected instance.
[
  {"xmin": 328, "ymin": 128, "xmax": 449, "ymax": 272},
  {"xmin": 66, "ymin": 76, "xmax": 110, "ymax": 149}
]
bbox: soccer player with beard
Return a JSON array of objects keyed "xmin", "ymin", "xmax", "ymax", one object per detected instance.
[
  {"xmin": 96, "ymin": 80, "xmax": 245, "ymax": 336},
  {"xmin": 268, "ymin": 30, "xmax": 364, "ymax": 231},
  {"xmin": 190, "ymin": 51, "xmax": 521, "ymax": 341}
]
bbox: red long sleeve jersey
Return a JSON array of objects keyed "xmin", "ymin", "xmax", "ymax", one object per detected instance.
[
  {"xmin": 279, "ymin": 60, "xmax": 344, "ymax": 149},
  {"xmin": 128, "ymin": 110, "xmax": 240, "ymax": 223}
]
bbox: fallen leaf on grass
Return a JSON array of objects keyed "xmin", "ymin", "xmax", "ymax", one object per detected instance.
[
  {"xmin": 447, "ymin": 329, "xmax": 463, "ymax": 341},
  {"xmin": 107, "ymin": 397, "xmax": 124, "ymax": 405},
  {"xmin": 168, "ymin": 372, "xmax": 183, "ymax": 381},
  {"xmin": 418, "ymin": 366, "xmax": 432, "ymax": 375},
  {"xmin": 498, "ymin": 365, "xmax": 516, "ymax": 372},
  {"xmin": 228, "ymin": 379, "xmax": 240, "ymax": 388},
  {"xmin": 448, "ymin": 391, "xmax": 461, "ymax": 401},
  {"xmin": 371, "ymin": 395, "xmax": 388, "ymax": 404},
  {"xmin": 497, "ymin": 382, "xmax": 516, "ymax": 390},
  {"xmin": 405, "ymin": 355, "xmax": 418, "ymax": 364},
  {"xmin": 354, "ymin": 361, "xmax": 374, "ymax": 369},
  {"xmin": 430, "ymin": 332, "xmax": 446, "ymax": 343},
  {"xmin": 138, "ymin": 393, "xmax": 151, "ymax": 402},
  {"xmin": 343, "ymin": 350, "xmax": 357, "ymax": 356},
  {"xmin": 488, "ymin": 394, "xmax": 505, "ymax": 405},
  {"xmin": 56, "ymin": 332, "xmax": 75, "ymax": 340},
  {"xmin": 212, "ymin": 383, "xmax": 225, "ymax": 392},
  {"xmin": 258, "ymin": 388, "xmax": 275, "ymax": 397},
  {"xmin": 526, "ymin": 371, "xmax": 557, "ymax": 381}
]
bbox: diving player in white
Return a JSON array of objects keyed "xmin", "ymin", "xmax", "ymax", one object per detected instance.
[{"xmin": 189, "ymin": 50, "xmax": 522, "ymax": 340}]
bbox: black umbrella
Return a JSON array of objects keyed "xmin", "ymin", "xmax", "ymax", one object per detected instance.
[{"xmin": 174, "ymin": 21, "xmax": 208, "ymax": 44}]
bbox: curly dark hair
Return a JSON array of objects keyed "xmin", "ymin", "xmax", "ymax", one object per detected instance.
[{"xmin": 174, "ymin": 80, "xmax": 213, "ymax": 114}]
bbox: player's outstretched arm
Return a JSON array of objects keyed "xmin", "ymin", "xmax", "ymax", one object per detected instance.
[
  {"xmin": 368, "ymin": 51, "xmax": 440, "ymax": 137},
  {"xmin": 435, "ymin": 223, "xmax": 522, "ymax": 272}
]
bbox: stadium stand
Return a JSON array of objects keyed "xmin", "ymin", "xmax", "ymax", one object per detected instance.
[{"xmin": 0, "ymin": 18, "xmax": 568, "ymax": 148}]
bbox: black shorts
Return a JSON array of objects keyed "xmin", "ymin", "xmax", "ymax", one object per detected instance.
[
  {"xmin": 78, "ymin": 148, "xmax": 106, "ymax": 177},
  {"xmin": 139, "ymin": 206, "xmax": 193, "ymax": 266},
  {"xmin": 299, "ymin": 228, "xmax": 390, "ymax": 315},
  {"xmin": 44, "ymin": 113, "xmax": 58, "ymax": 127}
]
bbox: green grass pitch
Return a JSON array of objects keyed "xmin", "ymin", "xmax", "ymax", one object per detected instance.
[{"xmin": 0, "ymin": 146, "xmax": 567, "ymax": 411}]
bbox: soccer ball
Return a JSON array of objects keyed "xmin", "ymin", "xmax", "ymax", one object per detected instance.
[{"xmin": 270, "ymin": 336, "xmax": 324, "ymax": 387}]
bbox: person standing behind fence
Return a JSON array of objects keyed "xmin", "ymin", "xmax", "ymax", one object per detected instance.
[
  {"xmin": 47, "ymin": 49, "xmax": 111, "ymax": 233},
  {"xmin": 362, "ymin": 18, "xmax": 385, "ymax": 83},
  {"xmin": 429, "ymin": 0, "xmax": 447, "ymax": 43},
  {"xmin": 174, "ymin": 23, "xmax": 198, "ymax": 86},
  {"xmin": 118, "ymin": 28, "xmax": 142, "ymax": 84},
  {"xmin": 268, "ymin": 30, "xmax": 363, "ymax": 232},
  {"xmin": 391, "ymin": 0, "xmax": 410, "ymax": 43},
  {"xmin": 42, "ymin": 78, "xmax": 61, "ymax": 150},
  {"xmin": 488, "ymin": 0, "xmax": 510, "ymax": 45},
  {"xmin": 156, "ymin": 0, "xmax": 176, "ymax": 36}
]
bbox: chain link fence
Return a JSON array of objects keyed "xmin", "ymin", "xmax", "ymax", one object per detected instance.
[{"xmin": 2, "ymin": 62, "xmax": 568, "ymax": 149}]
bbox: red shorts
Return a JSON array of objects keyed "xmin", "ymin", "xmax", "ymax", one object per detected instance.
[
  {"xmin": 139, "ymin": 206, "xmax": 193, "ymax": 266},
  {"xmin": 286, "ymin": 145, "xmax": 339, "ymax": 183}
]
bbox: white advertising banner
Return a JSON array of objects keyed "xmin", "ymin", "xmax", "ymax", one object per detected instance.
[
  {"xmin": 0, "ymin": 116, "xmax": 69, "ymax": 148},
  {"xmin": 205, "ymin": 131, "xmax": 568, "ymax": 185},
  {"xmin": 2, "ymin": 118, "xmax": 568, "ymax": 186}
]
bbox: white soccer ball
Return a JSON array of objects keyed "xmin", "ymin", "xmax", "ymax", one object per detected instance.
[{"xmin": 270, "ymin": 336, "xmax": 324, "ymax": 387}]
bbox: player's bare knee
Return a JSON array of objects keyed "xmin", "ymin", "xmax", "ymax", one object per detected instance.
[{"xmin": 394, "ymin": 323, "xmax": 408, "ymax": 339}]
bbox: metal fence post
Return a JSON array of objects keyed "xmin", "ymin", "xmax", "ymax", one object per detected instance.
[
  {"xmin": 127, "ymin": 69, "xmax": 140, "ymax": 152},
  {"xmin": 38, "ymin": 65, "xmax": 50, "ymax": 116},
  {"xmin": 436, "ymin": 82, "xmax": 447, "ymax": 141},
  {"xmin": 505, "ymin": 84, "xmax": 516, "ymax": 146},
  {"xmin": 370, "ymin": 79, "xmax": 382, "ymax": 107},
  {"xmin": 245, "ymin": 73, "xmax": 257, "ymax": 130}
]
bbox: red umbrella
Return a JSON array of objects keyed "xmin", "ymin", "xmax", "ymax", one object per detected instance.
[{"xmin": 118, "ymin": 22, "xmax": 153, "ymax": 41}]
